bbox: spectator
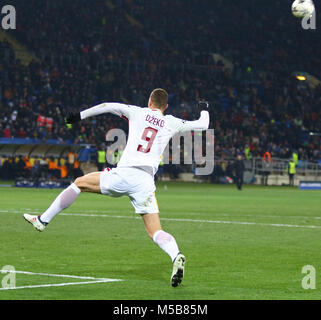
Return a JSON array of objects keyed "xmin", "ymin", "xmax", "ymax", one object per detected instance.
[
  {"xmin": 0, "ymin": 0, "xmax": 319, "ymax": 178},
  {"xmin": 287, "ymin": 159, "xmax": 296, "ymax": 187},
  {"xmin": 3, "ymin": 126, "xmax": 11, "ymax": 138},
  {"xmin": 16, "ymin": 155, "xmax": 26, "ymax": 178},
  {"xmin": 48, "ymin": 157, "xmax": 60, "ymax": 179},
  {"xmin": 233, "ymin": 153, "xmax": 245, "ymax": 190}
]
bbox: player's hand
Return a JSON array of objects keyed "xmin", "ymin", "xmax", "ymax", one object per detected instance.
[
  {"xmin": 198, "ymin": 99, "xmax": 209, "ymax": 111},
  {"xmin": 65, "ymin": 112, "xmax": 81, "ymax": 124}
]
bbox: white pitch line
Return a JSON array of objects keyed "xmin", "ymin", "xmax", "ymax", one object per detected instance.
[
  {"xmin": 0, "ymin": 269, "xmax": 118, "ymax": 281},
  {"xmin": 0, "ymin": 279, "xmax": 118, "ymax": 291},
  {"xmin": 3, "ymin": 208, "xmax": 321, "ymax": 221},
  {"xmin": 2, "ymin": 208, "xmax": 321, "ymax": 229},
  {"xmin": 59, "ymin": 212, "xmax": 321, "ymax": 230},
  {"xmin": 0, "ymin": 270, "xmax": 122, "ymax": 291}
]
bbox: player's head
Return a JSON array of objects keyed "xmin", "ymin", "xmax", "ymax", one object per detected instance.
[{"xmin": 148, "ymin": 88, "xmax": 168, "ymax": 112}]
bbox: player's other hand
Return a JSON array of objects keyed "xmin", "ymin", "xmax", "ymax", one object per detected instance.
[
  {"xmin": 65, "ymin": 112, "xmax": 81, "ymax": 124},
  {"xmin": 197, "ymin": 99, "xmax": 209, "ymax": 112}
]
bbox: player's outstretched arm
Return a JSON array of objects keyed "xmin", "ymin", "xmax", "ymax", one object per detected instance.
[
  {"xmin": 176, "ymin": 100, "xmax": 210, "ymax": 133},
  {"xmin": 65, "ymin": 102, "xmax": 135, "ymax": 124}
]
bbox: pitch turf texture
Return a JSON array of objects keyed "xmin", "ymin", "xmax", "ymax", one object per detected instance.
[{"xmin": 0, "ymin": 182, "xmax": 321, "ymax": 300}]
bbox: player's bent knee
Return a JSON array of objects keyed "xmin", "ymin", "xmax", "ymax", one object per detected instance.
[
  {"xmin": 74, "ymin": 176, "xmax": 89, "ymax": 191},
  {"xmin": 74, "ymin": 173, "xmax": 102, "ymax": 193},
  {"xmin": 74, "ymin": 176, "xmax": 83, "ymax": 187}
]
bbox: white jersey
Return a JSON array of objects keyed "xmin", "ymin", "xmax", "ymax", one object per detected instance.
[{"xmin": 81, "ymin": 103, "xmax": 210, "ymax": 175}]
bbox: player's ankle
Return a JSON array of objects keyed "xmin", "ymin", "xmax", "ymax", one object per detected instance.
[{"xmin": 38, "ymin": 215, "xmax": 48, "ymax": 226}]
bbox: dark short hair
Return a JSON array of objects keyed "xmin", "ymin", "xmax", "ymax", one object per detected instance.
[{"xmin": 150, "ymin": 88, "xmax": 168, "ymax": 109}]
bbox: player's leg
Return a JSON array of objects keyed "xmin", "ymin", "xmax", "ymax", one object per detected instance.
[
  {"xmin": 141, "ymin": 212, "xmax": 162, "ymax": 239},
  {"xmin": 74, "ymin": 171, "xmax": 102, "ymax": 193},
  {"xmin": 126, "ymin": 168, "xmax": 186, "ymax": 286},
  {"xmin": 141, "ymin": 212, "xmax": 186, "ymax": 287},
  {"xmin": 23, "ymin": 172, "xmax": 102, "ymax": 231},
  {"xmin": 142, "ymin": 212, "xmax": 181, "ymax": 262}
]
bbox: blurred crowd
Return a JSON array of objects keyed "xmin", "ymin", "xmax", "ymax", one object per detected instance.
[
  {"xmin": 1, "ymin": 0, "xmax": 320, "ymax": 167},
  {"xmin": 0, "ymin": 153, "xmax": 83, "ymax": 181}
]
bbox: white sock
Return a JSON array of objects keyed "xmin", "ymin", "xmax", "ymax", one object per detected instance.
[
  {"xmin": 40, "ymin": 183, "xmax": 81, "ymax": 224},
  {"xmin": 153, "ymin": 230, "xmax": 180, "ymax": 262}
]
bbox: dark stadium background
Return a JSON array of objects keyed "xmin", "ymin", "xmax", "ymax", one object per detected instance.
[
  {"xmin": 1, "ymin": 0, "xmax": 321, "ymax": 306},
  {"xmin": 0, "ymin": 0, "xmax": 320, "ymax": 186}
]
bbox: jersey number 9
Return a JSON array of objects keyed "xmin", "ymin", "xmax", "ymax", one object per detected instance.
[{"xmin": 137, "ymin": 127, "xmax": 158, "ymax": 153}]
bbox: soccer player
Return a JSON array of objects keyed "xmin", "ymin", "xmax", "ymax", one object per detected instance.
[{"xmin": 23, "ymin": 88, "xmax": 210, "ymax": 287}]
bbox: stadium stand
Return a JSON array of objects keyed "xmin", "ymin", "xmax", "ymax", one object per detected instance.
[{"xmin": 0, "ymin": 0, "xmax": 320, "ymax": 184}]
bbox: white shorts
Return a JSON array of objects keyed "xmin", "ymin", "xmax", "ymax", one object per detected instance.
[{"xmin": 100, "ymin": 166, "xmax": 159, "ymax": 214}]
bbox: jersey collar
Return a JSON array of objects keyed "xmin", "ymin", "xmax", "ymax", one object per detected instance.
[{"xmin": 150, "ymin": 108, "xmax": 163, "ymax": 115}]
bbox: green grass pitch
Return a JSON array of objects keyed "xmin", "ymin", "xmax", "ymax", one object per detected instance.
[{"xmin": 0, "ymin": 182, "xmax": 321, "ymax": 300}]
